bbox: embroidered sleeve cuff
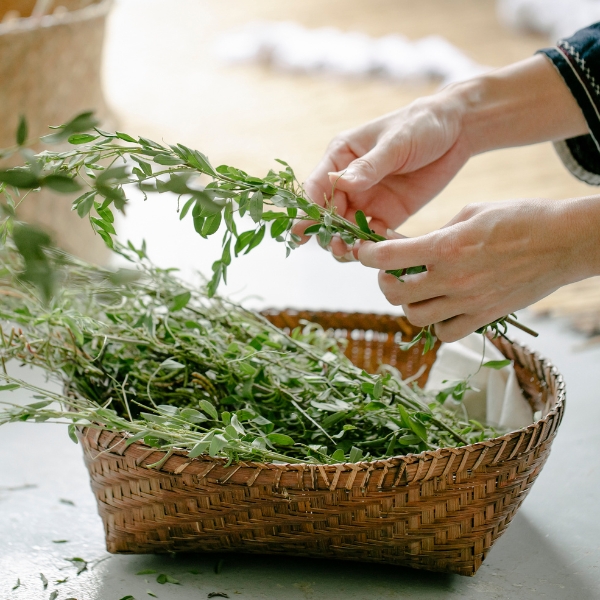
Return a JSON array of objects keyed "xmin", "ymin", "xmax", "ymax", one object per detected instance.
[{"xmin": 537, "ymin": 43, "xmax": 600, "ymax": 185}]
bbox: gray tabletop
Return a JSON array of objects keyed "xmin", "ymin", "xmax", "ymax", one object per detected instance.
[{"xmin": 1, "ymin": 313, "xmax": 599, "ymax": 600}]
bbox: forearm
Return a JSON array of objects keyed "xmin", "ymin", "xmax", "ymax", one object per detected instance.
[{"xmin": 447, "ymin": 55, "xmax": 589, "ymax": 155}]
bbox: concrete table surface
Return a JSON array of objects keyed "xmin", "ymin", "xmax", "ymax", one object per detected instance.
[{"xmin": 1, "ymin": 307, "xmax": 599, "ymax": 600}]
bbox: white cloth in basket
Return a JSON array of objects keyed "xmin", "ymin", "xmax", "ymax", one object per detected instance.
[{"xmin": 424, "ymin": 333, "xmax": 533, "ymax": 430}]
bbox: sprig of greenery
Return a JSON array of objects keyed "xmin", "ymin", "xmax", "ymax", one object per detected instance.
[
  {"xmin": 0, "ymin": 113, "xmax": 536, "ymax": 349},
  {"xmin": 0, "ymin": 242, "xmax": 500, "ymax": 464}
]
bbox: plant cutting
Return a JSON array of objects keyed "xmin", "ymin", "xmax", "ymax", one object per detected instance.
[
  {"xmin": 0, "ymin": 240, "xmax": 502, "ymax": 464},
  {"xmin": 0, "ymin": 113, "xmax": 537, "ymax": 353}
]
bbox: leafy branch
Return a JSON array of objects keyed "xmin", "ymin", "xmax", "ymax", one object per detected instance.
[
  {"xmin": 0, "ymin": 242, "xmax": 501, "ymax": 464},
  {"xmin": 0, "ymin": 113, "xmax": 536, "ymax": 349}
]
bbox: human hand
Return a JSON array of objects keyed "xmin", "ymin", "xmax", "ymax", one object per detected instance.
[
  {"xmin": 292, "ymin": 91, "xmax": 471, "ymax": 259},
  {"xmin": 292, "ymin": 55, "xmax": 589, "ymax": 261},
  {"xmin": 357, "ymin": 198, "xmax": 600, "ymax": 341}
]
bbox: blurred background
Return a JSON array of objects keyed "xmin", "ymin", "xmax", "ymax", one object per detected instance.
[{"xmin": 2, "ymin": 0, "xmax": 600, "ymax": 321}]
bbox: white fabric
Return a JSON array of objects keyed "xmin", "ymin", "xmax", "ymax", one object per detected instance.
[
  {"xmin": 214, "ymin": 21, "xmax": 488, "ymax": 85},
  {"xmin": 424, "ymin": 333, "xmax": 533, "ymax": 430},
  {"xmin": 497, "ymin": 0, "xmax": 600, "ymax": 41}
]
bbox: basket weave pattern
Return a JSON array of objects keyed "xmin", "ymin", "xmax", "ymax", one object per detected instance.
[
  {"xmin": 79, "ymin": 311, "xmax": 565, "ymax": 576},
  {"xmin": 0, "ymin": 0, "xmax": 113, "ymax": 264}
]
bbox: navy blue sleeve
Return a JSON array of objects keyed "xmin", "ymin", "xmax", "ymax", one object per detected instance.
[{"xmin": 538, "ymin": 24, "xmax": 600, "ymax": 185}]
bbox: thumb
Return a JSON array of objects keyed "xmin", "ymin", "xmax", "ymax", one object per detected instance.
[{"xmin": 328, "ymin": 141, "xmax": 403, "ymax": 193}]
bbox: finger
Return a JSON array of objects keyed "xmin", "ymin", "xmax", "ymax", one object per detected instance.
[
  {"xmin": 386, "ymin": 228, "xmax": 408, "ymax": 240},
  {"xmin": 402, "ymin": 297, "xmax": 465, "ymax": 329},
  {"xmin": 330, "ymin": 234, "xmax": 355, "ymax": 260},
  {"xmin": 358, "ymin": 234, "xmax": 438, "ymax": 270},
  {"xmin": 290, "ymin": 218, "xmax": 318, "ymax": 243},
  {"xmin": 434, "ymin": 309, "xmax": 503, "ymax": 343},
  {"xmin": 328, "ymin": 138, "xmax": 406, "ymax": 193},
  {"xmin": 378, "ymin": 270, "xmax": 440, "ymax": 305}
]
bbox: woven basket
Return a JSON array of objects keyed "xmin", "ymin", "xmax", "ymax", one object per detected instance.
[
  {"xmin": 0, "ymin": 0, "xmax": 113, "ymax": 264},
  {"xmin": 79, "ymin": 310, "xmax": 565, "ymax": 577}
]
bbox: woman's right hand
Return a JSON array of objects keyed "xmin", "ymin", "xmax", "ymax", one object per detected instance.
[
  {"xmin": 292, "ymin": 55, "xmax": 589, "ymax": 260},
  {"xmin": 293, "ymin": 88, "xmax": 472, "ymax": 258}
]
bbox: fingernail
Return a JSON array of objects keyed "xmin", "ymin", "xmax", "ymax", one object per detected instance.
[
  {"xmin": 329, "ymin": 169, "xmax": 355, "ymax": 181},
  {"xmin": 386, "ymin": 228, "xmax": 406, "ymax": 240}
]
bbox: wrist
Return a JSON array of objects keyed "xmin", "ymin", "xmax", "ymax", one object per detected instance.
[
  {"xmin": 445, "ymin": 55, "xmax": 589, "ymax": 156},
  {"xmin": 558, "ymin": 195, "xmax": 600, "ymax": 282}
]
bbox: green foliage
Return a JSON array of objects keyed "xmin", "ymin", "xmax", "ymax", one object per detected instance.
[
  {"xmin": 0, "ymin": 114, "xmax": 535, "ymax": 349},
  {"xmin": 16, "ymin": 115, "xmax": 27, "ymax": 146},
  {"xmin": 0, "ymin": 243, "xmax": 503, "ymax": 465}
]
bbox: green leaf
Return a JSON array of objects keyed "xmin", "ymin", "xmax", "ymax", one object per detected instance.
[
  {"xmin": 222, "ymin": 237, "xmax": 232, "ymax": 266},
  {"xmin": 96, "ymin": 165, "xmax": 131, "ymax": 186},
  {"xmin": 364, "ymin": 401, "xmax": 386, "ymax": 411},
  {"xmin": 67, "ymin": 424, "xmax": 79, "ymax": 444},
  {"xmin": 249, "ymin": 190, "xmax": 263, "ymax": 223},
  {"xmin": 156, "ymin": 574, "xmax": 180, "ymax": 585},
  {"xmin": 304, "ymin": 204, "xmax": 321, "ymax": 220},
  {"xmin": 159, "ymin": 358, "xmax": 184, "ymax": 370},
  {"xmin": 16, "ymin": 115, "xmax": 27, "ymax": 146},
  {"xmin": 193, "ymin": 215, "xmax": 205, "ymax": 235},
  {"xmin": 42, "ymin": 111, "xmax": 99, "ymax": 143},
  {"xmin": 483, "ymin": 359, "xmax": 511, "ymax": 370},
  {"xmin": 131, "ymin": 154, "xmax": 153, "ymax": 176},
  {"xmin": 398, "ymin": 405, "xmax": 427, "ymax": 442},
  {"xmin": 266, "ymin": 433, "xmax": 295, "ymax": 446},
  {"xmin": 67, "ymin": 133, "xmax": 98, "ymax": 145},
  {"xmin": 198, "ymin": 399, "xmax": 218, "ymax": 420},
  {"xmin": 0, "ymin": 169, "xmax": 40, "ymax": 189},
  {"xmin": 355, "ymin": 210, "xmax": 371, "ymax": 235},
  {"xmin": 209, "ymin": 434, "xmax": 228, "ymax": 456},
  {"xmin": 201, "ymin": 211, "xmax": 222, "ymax": 237},
  {"xmin": 317, "ymin": 227, "xmax": 332, "ymax": 247},
  {"xmin": 153, "ymin": 154, "xmax": 185, "ymax": 166},
  {"xmin": 180, "ymin": 408, "xmax": 207, "ymax": 424},
  {"xmin": 245, "ymin": 225, "xmax": 265, "ymax": 254},
  {"xmin": 193, "ymin": 191, "xmax": 223, "ymax": 216},
  {"xmin": 234, "ymin": 230, "xmax": 255, "ymax": 255},
  {"xmin": 179, "ymin": 197, "xmax": 195, "ymax": 221},
  {"xmin": 270, "ymin": 217, "xmax": 289, "ymax": 238},
  {"xmin": 42, "ymin": 174, "xmax": 81, "ymax": 194},
  {"xmin": 0, "ymin": 383, "xmax": 20, "ymax": 391},
  {"xmin": 188, "ymin": 150, "xmax": 215, "ymax": 175},
  {"xmin": 348, "ymin": 446, "xmax": 363, "ymax": 463},
  {"xmin": 27, "ymin": 400, "xmax": 52, "ymax": 409},
  {"xmin": 372, "ymin": 378, "xmax": 383, "ymax": 400},
  {"xmin": 331, "ymin": 449, "xmax": 345, "ymax": 462},
  {"xmin": 96, "ymin": 228, "xmax": 114, "ymax": 249},
  {"xmin": 119, "ymin": 596, "xmax": 136, "ymax": 600},
  {"xmin": 116, "ymin": 131, "xmax": 137, "ymax": 143},
  {"xmin": 302, "ymin": 223, "xmax": 321, "ymax": 235},
  {"xmin": 75, "ymin": 192, "xmax": 96, "ymax": 218},
  {"xmin": 91, "ymin": 217, "xmax": 116, "ymax": 235},
  {"xmin": 188, "ymin": 440, "xmax": 210, "ymax": 458},
  {"xmin": 95, "ymin": 202, "xmax": 115, "ymax": 223},
  {"xmin": 126, "ymin": 431, "xmax": 151, "ymax": 447},
  {"xmin": 170, "ymin": 291, "xmax": 191, "ymax": 311},
  {"xmin": 360, "ymin": 381, "xmax": 374, "ymax": 395}
]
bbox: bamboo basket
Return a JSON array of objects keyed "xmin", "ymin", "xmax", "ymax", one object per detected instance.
[
  {"xmin": 78, "ymin": 310, "xmax": 565, "ymax": 577},
  {"xmin": 0, "ymin": 0, "xmax": 112, "ymax": 264}
]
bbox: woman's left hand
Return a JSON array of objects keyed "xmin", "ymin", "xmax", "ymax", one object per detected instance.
[{"xmin": 357, "ymin": 197, "xmax": 600, "ymax": 341}]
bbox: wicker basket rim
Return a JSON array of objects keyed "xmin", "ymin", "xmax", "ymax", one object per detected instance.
[
  {"xmin": 0, "ymin": 0, "xmax": 112, "ymax": 35},
  {"xmin": 82, "ymin": 326, "xmax": 565, "ymax": 474}
]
